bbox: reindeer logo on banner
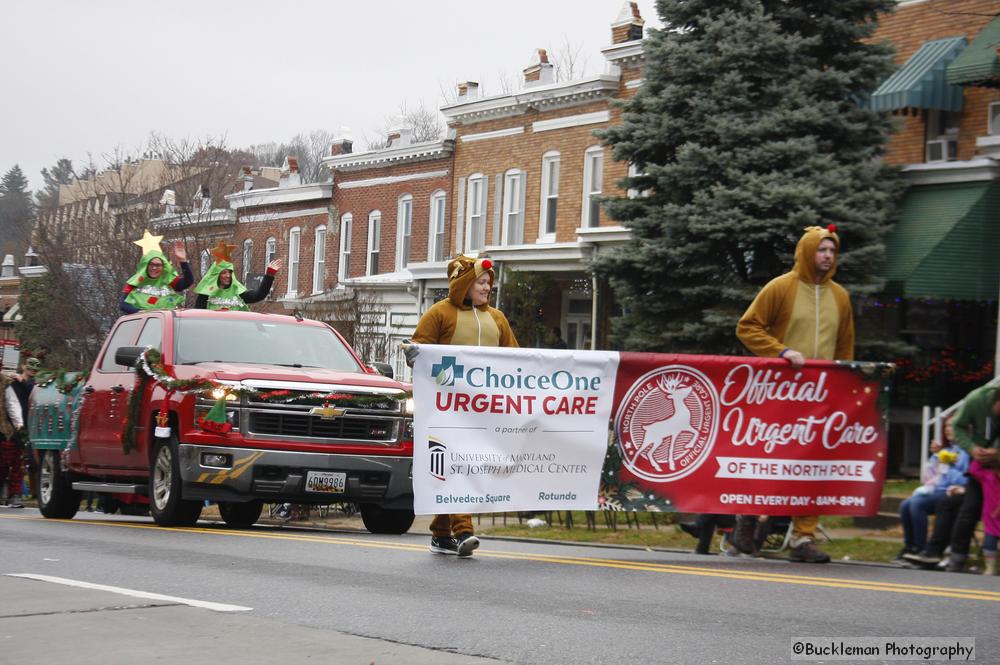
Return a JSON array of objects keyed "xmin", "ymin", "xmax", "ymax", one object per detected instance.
[{"xmin": 615, "ymin": 366, "xmax": 720, "ymax": 482}]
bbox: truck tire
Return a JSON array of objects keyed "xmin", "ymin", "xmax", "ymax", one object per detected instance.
[
  {"xmin": 359, "ymin": 503, "xmax": 414, "ymax": 535},
  {"xmin": 37, "ymin": 450, "xmax": 80, "ymax": 519},
  {"xmin": 218, "ymin": 500, "xmax": 263, "ymax": 528},
  {"xmin": 149, "ymin": 436, "xmax": 202, "ymax": 527}
]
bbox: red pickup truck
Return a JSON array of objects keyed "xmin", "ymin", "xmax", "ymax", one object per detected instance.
[{"xmin": 31, "ymin": 309, "xmax": 415, "ymax": 533}]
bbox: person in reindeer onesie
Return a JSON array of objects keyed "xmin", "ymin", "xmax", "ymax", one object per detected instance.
[{"xmin": 406, "ymin": 254, "xmax": 518, "ymax": 558}]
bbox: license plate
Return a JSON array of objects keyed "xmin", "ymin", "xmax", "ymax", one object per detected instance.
[{"xmin": 304, "ymin": 471, "xmax": 346, "ymax": 494}]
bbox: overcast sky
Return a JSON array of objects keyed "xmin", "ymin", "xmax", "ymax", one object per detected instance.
[{"xmin": 1, "ymin": 0, "xmax": 660, "ymax": 192}]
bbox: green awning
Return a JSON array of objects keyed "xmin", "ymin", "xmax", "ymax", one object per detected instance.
[
  {"xmin": 884, "ymin": 181, "xmax": 1000, "ymax": 301},
  {"xmin": 869, "ymin": 37, "xmax": 966, "ymax": 112},
  {"xmin": 947, "ymin": 15, "xmax": 1000, "ymax": 86}
]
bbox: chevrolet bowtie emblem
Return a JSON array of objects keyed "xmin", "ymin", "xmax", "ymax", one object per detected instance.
[{"xmin": 310, "ymin": 406, "xmax": 346, "ymax": 419}]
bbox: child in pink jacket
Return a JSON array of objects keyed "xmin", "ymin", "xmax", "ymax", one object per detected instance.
[{"xmin": 968, "ymin": 460, "xmax": 1000, "ymax": 575}]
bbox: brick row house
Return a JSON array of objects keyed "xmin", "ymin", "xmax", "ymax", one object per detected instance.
[{"xmin": 865, "ymin": 0, "xmax": 1000, "ymax": 471}]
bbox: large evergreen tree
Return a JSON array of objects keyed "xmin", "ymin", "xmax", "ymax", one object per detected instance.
[
  {"xmin": 595, "ymin": 0, "xmax": 902, "ymax": 356},
  {"xmin": 35, "ymin": 158, "xmax": 76, "ymax": 209},
  {"xmin": 0, "ymin": 164, "xmax": 34, "ymax": 258}
]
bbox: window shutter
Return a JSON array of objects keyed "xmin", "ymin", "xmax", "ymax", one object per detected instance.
[
  {"xmin": 492, "ymin": 174, "xmax": 503, "ymax": 246},
  {"xmin": 480, "ymin": 176, "xmax": 489, "ymax": 251},
  {"xmin": 455, "ymin": 177, "xmax": 466, "ymax": 254},
  {"xmin": 517, "ymin": 172, "xmax": 527, "ymax": 245}
]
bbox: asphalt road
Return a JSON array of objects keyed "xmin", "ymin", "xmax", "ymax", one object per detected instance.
[{"xmin": 1, "ymin": 508, "xmax": 997, "ymax": 665}]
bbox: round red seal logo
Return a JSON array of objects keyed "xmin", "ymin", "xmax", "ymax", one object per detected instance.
[{"xmin": 614, "ymin": 365, "xmax": 719, "ymax": 482}]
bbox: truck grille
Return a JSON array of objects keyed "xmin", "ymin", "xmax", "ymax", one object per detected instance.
[{"xmin": 248, "ymin": 412, "xmax": 396, "ymax": 442}]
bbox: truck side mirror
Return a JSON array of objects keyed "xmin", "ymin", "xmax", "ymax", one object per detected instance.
[
  {"xmin": 369, "ymin": 361, "xmax": 394, "ymax": 379},
  {"xmin": 115, "ymin": 346, "xmax": 146, "ymax": 368}
]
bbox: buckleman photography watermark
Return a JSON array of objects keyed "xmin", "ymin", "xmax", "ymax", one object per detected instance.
[{"xmin": 791, "ymin": 637, "xmax": 975, "ymax": 661}]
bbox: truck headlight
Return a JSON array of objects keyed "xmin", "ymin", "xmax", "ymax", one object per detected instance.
[{"xmin": 404, "ymin": 398, "xmax": 414, "ymax": 416}]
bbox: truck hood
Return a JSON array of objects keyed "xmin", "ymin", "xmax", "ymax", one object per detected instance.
[{"xmin": 169, "ymin": 362, "xmax": 410, "ymax": 392}]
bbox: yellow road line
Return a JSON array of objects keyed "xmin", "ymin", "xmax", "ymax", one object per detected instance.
[{"xmin": 4, "ymin": 513, "xmax": 998, "ymax": 602}]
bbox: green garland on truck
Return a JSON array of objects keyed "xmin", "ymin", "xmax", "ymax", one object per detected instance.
[{"xmin": 121, "ymin": 348, "xmax": 412, "ymax": 453}]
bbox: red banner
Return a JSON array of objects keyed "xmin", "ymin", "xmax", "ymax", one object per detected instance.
[{"xmin": 601, "ymin": 353, "xmax": 893, "ymax": 516}]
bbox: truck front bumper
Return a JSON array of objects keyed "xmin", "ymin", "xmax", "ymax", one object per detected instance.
[{"xmin": 177, "ymin": 443, "xmax": 413, "ymax": 509}]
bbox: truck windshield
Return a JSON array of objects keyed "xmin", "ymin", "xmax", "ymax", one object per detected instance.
[{"xmin": 174, "ymin": 319, "xmax": 362, "ymax": 372}]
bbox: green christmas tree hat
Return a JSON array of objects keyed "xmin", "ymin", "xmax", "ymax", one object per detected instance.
[
  {"xmin": 198, "ymin": 396, "xmax": 233, "ymax": 434},
  {"xmin": 125, "ymin": 230, "xmax": 183, "ymax": 310}
]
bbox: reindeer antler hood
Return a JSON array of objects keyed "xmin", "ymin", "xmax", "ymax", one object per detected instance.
[{"xmin": 447, "ymin": 254, "xmax": 495, "ymax": 307}]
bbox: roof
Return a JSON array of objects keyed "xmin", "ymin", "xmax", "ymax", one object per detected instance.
[
  {"xmin": 947, "ymin": 15, "xmax": 1000, "ymax": 87},
  {"xmin": 884, "ymin": 181, "xmax": 1000, "ymax": 300},
  {"xmin": 869, "ymin": 36, "xmax": 967, "ymax": 112}
]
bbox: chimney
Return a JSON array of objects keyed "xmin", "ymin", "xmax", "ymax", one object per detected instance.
[
  {"xmin": 241, "ymin": 166, "xmax": 254, "ymax": 192},
  {"xmin": 23, "ymin": 246, "xmax": 38, "ymax": 268},
  {"xmin": 387, "ymin": 126, "xmax": 413, "ymax": 148},
  {"xmin": 331, "ymin": 138, "xmax": 353, "ymax": 156},
  {"xmin": 611, "ymin": 2, "xmax": 644, "ymax": 44},
  {"xmin": 1, "ymin": 254, "xmax": 14, "ymax": 278},
  {"xmin": 280, "ymin": 156, "xmax": 301, "ymax": 188},
  {"xmin": 193, "ymin": 185, "xmax": 211, "ymax": 212},
  {"xmin": 456, "ymin": 81, "xmax": 480, "ymax": 101},
  {"xmin": 159, "ymin": 189, "xmax": 176, "ymax": 215},
  {"xmin": 523, "ymin": 48, "xmax": 553, "ymax": 87}
]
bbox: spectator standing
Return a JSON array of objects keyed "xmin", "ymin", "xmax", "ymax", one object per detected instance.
[
  {"xmin": 406, "ymin": 254, "xmax": 518, "ymax": 558},
  {"xmin": 549, "ymin": 326, "xmax": 568, "ymax": 350},
  {"xmin": 735, "ymin": 225, "xmax": 854, "ymax": 563},
  {"xmin": 1, "ymin": 357, "xmax": 39, "ymax": 507}
]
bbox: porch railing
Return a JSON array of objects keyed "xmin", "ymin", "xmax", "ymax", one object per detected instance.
[{"xmin": 920, "ymin": 375, "xmax": 1000, "ymax": 476}]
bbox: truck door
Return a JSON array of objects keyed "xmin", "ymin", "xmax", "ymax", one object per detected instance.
[{"xmin": 78, "ymin": 318, "xmax": 143, "ymax": 469}]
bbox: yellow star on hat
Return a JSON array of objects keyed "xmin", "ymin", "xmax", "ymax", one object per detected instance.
[
  {"xmin": 134, "ymin": 229, "xmax": 164, "ymax": 255},
  {"xmin": 210, "ymin": 240, "xmax": 236, "ymax": 263}
]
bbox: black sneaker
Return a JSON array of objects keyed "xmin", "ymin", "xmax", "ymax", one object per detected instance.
[
  {"xmin": 5, "ymin": 496, "xmax": 24, "ymax": 509},
  {"xmin": 902, "ymin": 550, "xmax": 942, "ymax": 566},
  {"xmin": 788, "ymin": 541, "xmax": 831, "ymax": 563},
  {"xmin": 429, "ymin": 536, "xmax": 458, "ymax": 555},
  {"xmin": 456, "ymin": 533, "xmax": 480, "ymax": 558},
  {"xmin": 731, "ymin": 516, "xmax": 759, "ymax": 555}
]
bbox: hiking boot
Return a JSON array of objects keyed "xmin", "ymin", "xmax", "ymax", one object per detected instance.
[
  {"xmin": 678, "ymin": 522, "xmax": 701, "ymax": 539},
  {"xmin": 5, "ymin": 496, "xmax": 24, "ymax": 509},
  {"xmin": 456, "ymin": 533, "xmax": 480, "ymax": 558},
  {"xmin": 731, "ymin": 516, "xmax": 759, "ymax": 555},
  {"xmin": 429, "ymin": 536, "xmax": 458, "ymax": 555},
  {"xmin": 788, "ymin": 540, "xmax": 830, "ymax": 563},
  {"xmin": 902, "ymin": 550, "xmax": 942, "ymax": 566}
]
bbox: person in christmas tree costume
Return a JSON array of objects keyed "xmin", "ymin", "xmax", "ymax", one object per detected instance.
[
  {"xmin": 119, "ymin": 230, "xmax": 194, "ymax": 314},
  {"xmin": 194, "ymin": 240, "xmax": 282, "ymax": 311},
  {"xmin": 404, "ymin": 254, "xmax": 518, "ymax": 558}
]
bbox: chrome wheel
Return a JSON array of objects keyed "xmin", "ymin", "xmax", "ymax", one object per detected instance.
[
  {"xmin": 39, "ymin": 452, "xmax": 55, "ymax": 506},
  {"xmin": 153, "ymin": 444, "xmax": 172, "ymax": 511}
]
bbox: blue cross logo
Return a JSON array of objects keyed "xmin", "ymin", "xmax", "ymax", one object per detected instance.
[{"xmin": 431, "ymin": 355, "xmax": 464, "ymax": 386}]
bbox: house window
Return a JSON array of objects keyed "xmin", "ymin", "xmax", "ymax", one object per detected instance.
[
  {"xmin": 501, "ymin": 169, "xmax": 525, "ymax": 246},
  {"xmin": 989, "ymin": 102, "xmax": 1000, "ymax": 136},
  {"xmin": 627, "ymin": 162, "xmax": 650, "ymax": 199},
  {"xmin": 429, "ymin": 190, "xmax": 447, "ymax": 262},
  {"xmin": 396, "ymin": 195, "xmax": 412, "ymax": 271},
  {"xmin": 582, "ymin": 146, "xmax": 604, "ymax": 228},
  {"xmin": 926, "ymin": 110, "xmax": 959, "ymax": 163},
  {"xmin": 465, "ymin": 174, "xmax": 486, "ymax": 252},
  {"xmin": 367, "ymin": 211, "xmax": 381, "ymax": 276},
  {"xmin": 312, "ymin": 225, "xmax": 326, "ymax": 294},
  {"xmin": 539, "ymin": 151, "xmax": 560, "ymax": 240},
  {"xmin": 338, "ymin": 214, "xmax": 352, "ymax": 282},
  {"xmin": 242, "ymin": 239, "xmax": 253, "ymax": 281},
  {"xmin": 287, "ymin": 227, "xmax": 300, "ymax": 297}
]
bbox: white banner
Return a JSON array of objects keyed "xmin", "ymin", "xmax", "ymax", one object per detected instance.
[
  {"xmin": 714, "ymin": 457, "xmax": 876, "ymax": 482},
  {"xmin": 412, "ymin": 344, "xmax": 620, "ymax": 514}
]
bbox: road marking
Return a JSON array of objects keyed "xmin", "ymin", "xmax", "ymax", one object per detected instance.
[
  {"xmin": 6, "ymin": 513, "xmax": 1000, "ymax": 603},
  {"xmin": 5, "ymin": 573, "xmax": 253, "ymax": 612}
]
